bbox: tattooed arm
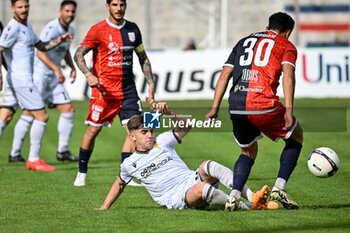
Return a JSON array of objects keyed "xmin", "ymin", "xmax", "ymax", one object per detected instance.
[
  {"xmin": 35, "ymin": 33, "xmax": 73, "ymax": 52},
  {"xmin": 74, "ymin": 46, "xmax": 100, "ymax": 88},
  {"xmin": 135, "ymin": 43, "xmax": 155, "ymax": 106}
]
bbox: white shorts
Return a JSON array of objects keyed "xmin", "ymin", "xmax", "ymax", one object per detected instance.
[
  {"xmin": 162, "ymin": 170, "xmax": 201, "ymax": 209},
  {"xmin": 12, "ymin": 85, "xmax": 45, "ymax": 110},
  {"xmin": 0, "ymin": 86, "xmax": 18, "ymax": 110},
  {"xmin": 33, "ymin": 73, "xmax": 71, "ymax": 105}
]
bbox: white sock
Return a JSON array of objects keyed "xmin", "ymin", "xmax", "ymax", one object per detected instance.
[
  {"xmin": 10, "ymin": 115, "xmax": 33, "ymax": 157},
  {"xmin": 57, "ymin": 112, "xmax": 74, "ymax": 153},
  {"xmin": 229, "ymin": 189, "xmax": 242, "ymax": 200},
  {"xmin": 204, "ymin": 160, "xmax": 252, "ymax": 200},
  {"xmin": 242, "ymin": 185, "xmax": 254, "ymax": 202},
  {"xmin": 274, "ymin": 177, "xmax": 287, "ymax": 190},
  {"xmin": 0, "ymin": 120, "xmax": 6, "ymax": 137},
  {"xmin": 202, "ymin": 183, "xmax": 228, "ymax": 207},
  {"xmin": 28, "ymin": 120, "xmax": 46, "ymax": 162},
  {"xmin": 204, "ymin": 160, "xmax": 232, "ymax": 189}
]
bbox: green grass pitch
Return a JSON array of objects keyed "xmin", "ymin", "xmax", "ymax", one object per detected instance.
[{"xmin": 0, "ymin": 99, "xmax": 349, "ymax": 233}]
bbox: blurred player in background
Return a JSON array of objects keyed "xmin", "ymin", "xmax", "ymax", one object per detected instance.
[
  {"xmin": 8, "ymin": 0, "xmax": 78, "ymax": 163},
  {"xmin": 0, "ymin": 0, "xmax": 73, "ymax": 171},
  {"xmin": 97, "ymin": 102, "xmax": 270, "ymax": 211},
  {"xmin": 205, "ymin": 12, "xmax": 303, "ymax": 210},
  {"xmin": 0, "ymin": 20, "xmax": 15, "ymax": 138},
  {"xmin": 73, "ymin": 0, "xmax": 155, "ymax": 186}
]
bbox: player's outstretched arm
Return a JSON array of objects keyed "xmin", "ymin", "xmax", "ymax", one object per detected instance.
[
  {"xmin": 135, "ymin": 43, "xmax": 155, "ymax": 105},
  {"xmin": 36, "ymin": 33, "xmax": 73, "ymax": 51},
  {"xmin": 97, "ymin": 176, "xmax": 126, "ymax": 210},
  {"xmin": 205, "ymin": 66, "xmax": 233, "ymax": 120},
  {"xmin": 153, "ymin": 102, "xmax": 192, "ymax": 140}
]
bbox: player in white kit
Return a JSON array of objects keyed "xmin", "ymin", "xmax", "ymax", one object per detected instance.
[
  {"xmin": 9, "ymin": 0, "xmax": 78, "ymax": 162},
  {"xmin": 97, "ymin": 103, "xmax": 270, "ymax": 210},
  {"xmin": 0, "ymin": 0, "xmax": 73, "ymax": 171},
  {"xmin": 0, "ymin": 20, "xmax": 17, "ymax": 139}
]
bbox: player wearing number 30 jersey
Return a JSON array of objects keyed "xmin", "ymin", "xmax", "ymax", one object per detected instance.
[
  {"xmin": 226, "ymin": 30, "xmax": 297, "ymax": 112},
  {"xmin": 205, "ymin": 12, "xmax": 304, "ymax": 210}
]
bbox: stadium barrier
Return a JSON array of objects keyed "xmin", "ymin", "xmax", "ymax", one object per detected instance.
[{"xmin": 2, "ymin": 48, "xmax": 349, "ymax": 100}]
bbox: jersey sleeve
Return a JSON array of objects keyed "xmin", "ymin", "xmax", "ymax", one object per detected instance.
[
  {"xmin": 134, "ymin": 24, "xmax": 142, "ymax": 48},
  {"xmin": 39, "ymin": 23, "xmax": 54, "ymax": 41},
  {"xmin": 81, "ymin": 25, "xmax": 100, "ymax": 49},
  {"xmin": 0, "ymin": 24, "xmax": 19, "ymax": 48},
  {"xmin": 224, "ymin": 46, "xmax": 237, "ymax": 68},
  {"xmin": 156, "ymin": 131, "xmax": 179, "ymax": 148},
  {"xmin": 119, "ymin": 162, "xmax": 132, "ymax": 183},
  {"xmin": 281, "ymin": 43, "xmax": 297, "ymax": 67}
]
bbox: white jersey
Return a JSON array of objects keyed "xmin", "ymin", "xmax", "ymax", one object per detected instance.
[
  {"xmin": 0, "ymin": 19, "xmax": 40, "ymax": 87},
  {"xmin": 120, "ymin": 131, "xmax": 195, "ymax": 207},
  {"xmin": 34, "ymin": 18, "xmax": 74, "ymax": 77}
]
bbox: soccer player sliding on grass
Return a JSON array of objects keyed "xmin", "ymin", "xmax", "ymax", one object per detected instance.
[{"xmin": 97, "ymin": 102, "xmax": 271, "ymax": 210}]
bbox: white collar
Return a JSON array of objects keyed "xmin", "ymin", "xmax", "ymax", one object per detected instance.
[{"xmin": 105, "ymin": 18, "xmax": 126, "ymax": 29}]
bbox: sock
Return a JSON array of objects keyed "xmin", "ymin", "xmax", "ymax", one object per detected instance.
[
  {"xmin": 121, "ymin": 152, "xmax": 132, "ymax": 163},
  {"xmin": 78, "ymin": 148, "xmax": 93, "ymax": 173},
  {"xmin": 204, "ymin": 160, "xmax": 253, "ymax": 201},
  {"xmin": 202, "ymin": 183, "xmax": 228, "ymax": 207},
  {"xmin": 231, "ymin": 154, "xmax": 255, "ymax": 199},
  {"xmin": 242, "ymin": 185, "xmax": 254, "ymax": 202},
  {"xmin": 57, "ymin": 112, "xmax": 74, "ymax": 153},
  {"xmin": 28, "ymin": 120, "xmax": 46, "ymax": 162},
  {"xmin": 204, "ymin": 160, "xmax": 232, "ymax": 189},
  {"xmin": 10, "ymin": 115, "xmax": 33, "ymax": 157},
  {"xmin": 277, "ymin": 139, "xmax": 302, "ymax": 184},
  {"xmin": 274, "ymin": 177, "xmax": 287, "ymax": 191}
]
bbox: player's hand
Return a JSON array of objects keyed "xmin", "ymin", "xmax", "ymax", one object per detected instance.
[
  {"xmin": 59, "ymin": 33, "xmax": 73, "ymax": 43},
  {"xmin": 70, "ymin": 69, "xmax": 76, "ymax": 83},
  {"xmin": 54, "ymin": 67, "xmax": 65, "ymax": 83},
  {"xmin": 283, "ymin": 109, "xmax": 293, "ymax": 130},
  {"xmin": 153, "ymin": 102, "xmax": 169, "ymax": 114},
  {"xmin": 204, "ymin": 108, "xmax": 218, "ymax": 121},
  {"xmin": 86, "ymin": 73, "xmax": 102, "ymax": 89}
]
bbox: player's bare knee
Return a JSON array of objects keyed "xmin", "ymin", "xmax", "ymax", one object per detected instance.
[
  {"xmin": 85, "ymin": 126, "xmax": 102, "ymax": 139},
  {"xmin": 291, "ymin": 124, "xmax": 303, "ymax": 144},
  {"xmin": 195, "ymin": 183, "xmax": 206, "ymax": 199},
  {"xmin": 241, "ymin": 149, "xmax": 257, "ymax": 159},
  {"xmin": 199, "ymin": 160, "xmax": 211, "ymax": 172},
  {"xmin": 36, "ymin": 113, "xmax": 49, "ymax": 122}
]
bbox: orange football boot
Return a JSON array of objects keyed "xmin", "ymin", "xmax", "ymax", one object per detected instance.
[{"xmin": 26, "ymin": 160, "xmax": 56, "ymax": 172}]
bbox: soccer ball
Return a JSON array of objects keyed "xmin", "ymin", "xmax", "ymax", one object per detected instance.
[{"xmin": 307, "ymin": 147, "xmax": 340, "ymax": 178}]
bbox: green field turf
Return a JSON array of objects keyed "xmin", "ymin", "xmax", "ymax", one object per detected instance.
[{"xmin": 0, "ymin": 99, "xmax": 349, "ymax": 233}]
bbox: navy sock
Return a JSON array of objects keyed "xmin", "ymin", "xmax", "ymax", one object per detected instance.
[
  {"xmin": 277, "ymin": 139, "xmax": 302, "ymax": 181},
  {"xmin": 232, "ymin": 154, "xmax": 255, "ymax": 191},
  {"xmin": 121, "ymin": 152, "xmax": 132, "ymax": 164},
  {"xmin": 78, "ymin": 148, "xmax": 92, "ymax": 173}
]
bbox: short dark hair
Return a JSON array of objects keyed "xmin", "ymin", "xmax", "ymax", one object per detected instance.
[
  {"xmin": 268, "ymin": 12, "xmax": 295, "ymax": 33},
  {"xmin": 127, "ymin": 115, "xmax": 143, "ymax": 132},
  {"xmin": 11, "ymin": 0, "xmax": 29, "ymax": 6},
  {"xmin": 61, "ymin": 0, "xmax": 77, "ymax": 9},
  {"xmin": 106, "ymin": 0, "xmax": 126, "ymax": 4}
]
